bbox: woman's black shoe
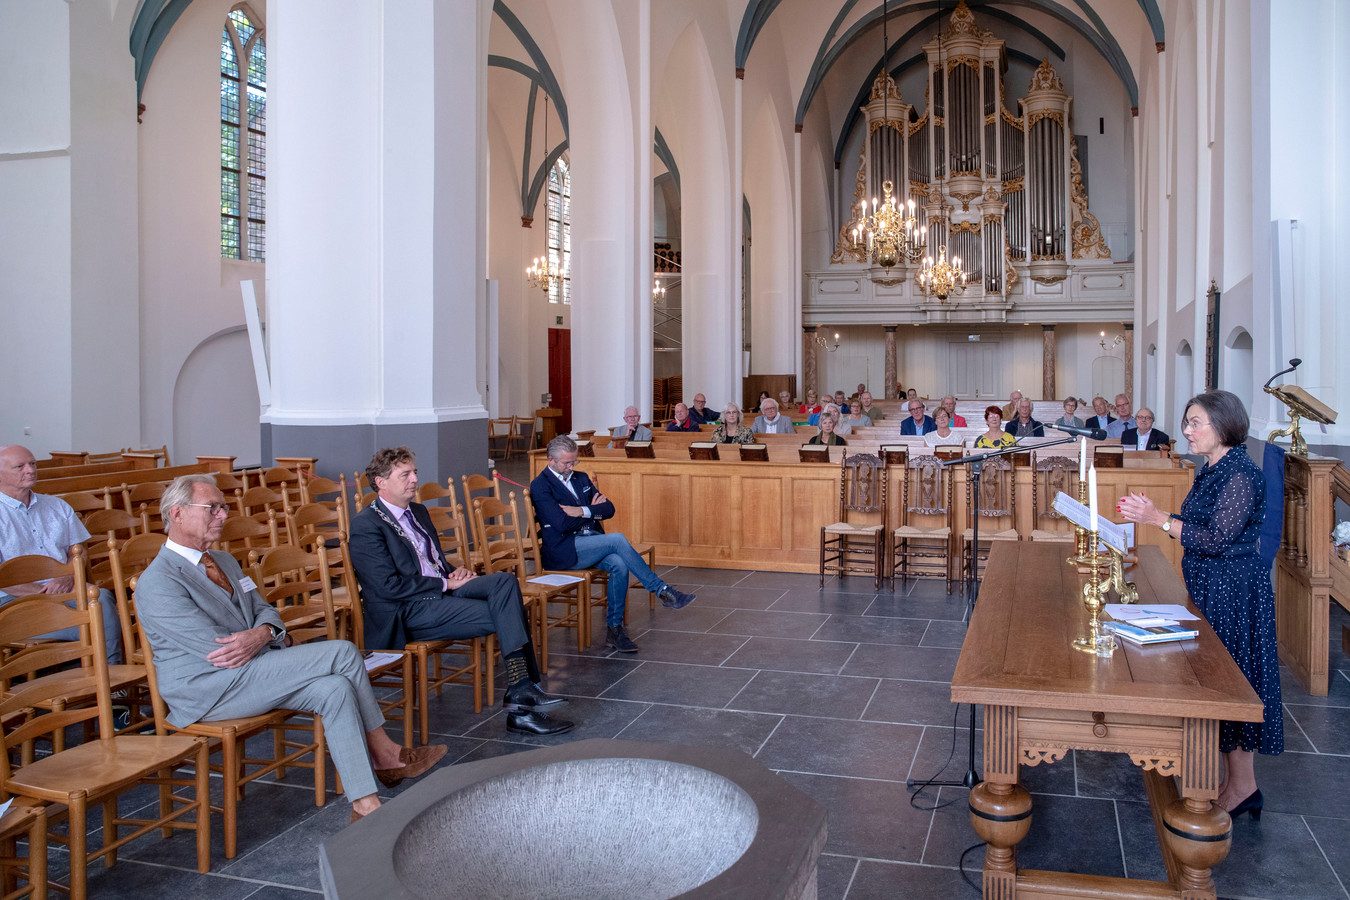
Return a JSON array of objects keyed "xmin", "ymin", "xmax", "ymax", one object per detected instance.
[{"xmin": 1228, "ymin": 789, "xmax": 1263, "ymax": 821}]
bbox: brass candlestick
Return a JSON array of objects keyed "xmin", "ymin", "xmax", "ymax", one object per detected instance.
[
  {"xmin": 1072, "ymin": 531, "xmax": 1117, "ymax": 656},
  {"xmin": 1068, "ymin": 479, "xmax": 1090, "ymax": 565},
  {"xmin": 1106, "ymin": 546, "xmax": 1138, "ymax": 604}
]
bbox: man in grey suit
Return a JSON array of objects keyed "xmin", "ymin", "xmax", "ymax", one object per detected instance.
[
  {"xmin": 751, "ymin": 398, "xmax": 795, "ymax": 434},
  {"xmin": 134, "ymin": 474, "xmax": 445, "ymax": 822},
  {"xmin": 610, "ymin": 406, "xmax": 652, "ymax": 441}
]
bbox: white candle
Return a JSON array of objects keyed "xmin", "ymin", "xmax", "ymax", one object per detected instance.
[
  {"xmin": 1088, "ymin": 465, "xmax": 1099, "ymax": 532},
  {"xmin": 1079, "ymin": 436, "xmax": 1087, "ymax": 481}
]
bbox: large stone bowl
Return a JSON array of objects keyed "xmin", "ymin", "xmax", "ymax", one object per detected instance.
[{"xmin": 319, "ymin": 738, "xmax": 827, "ymax": 900}]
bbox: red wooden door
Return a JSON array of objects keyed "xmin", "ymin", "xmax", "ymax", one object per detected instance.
[{"xmin": 548, "ymin": 328, "xmax": 572, "ymax": 434}]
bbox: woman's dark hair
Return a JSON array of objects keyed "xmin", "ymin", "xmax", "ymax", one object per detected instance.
[
  {"xmin": 1183, "ymin": 390, "xmax": 1249, "ymax": 447},
  {"xmin": 984, "ymin": 405, "xmax": 1002, "ymax": 421}
]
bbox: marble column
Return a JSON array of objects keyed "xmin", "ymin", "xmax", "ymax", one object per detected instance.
[
  {"xmin": 884, "ymin": 326, "xmax": 898, "ymax": 399},
  {"xmin": 1042, "ymin": 324, "xmax": 1056, "ymax": 401},
  {"xmin": 1124, "ymin": 323, "xmax": 1135, "ymax": 399},
  {"xmin": 803, "ymin": 326, "xmax": 818, "ymax": 398}
]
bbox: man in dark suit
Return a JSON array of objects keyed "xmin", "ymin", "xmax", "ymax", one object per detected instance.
[
  {"xmin": 135, "ymin": 474, "xmax": 446, "ymax": 823},
  {"xmin": 1004, "ymin": 398, "xmax": 1045, "ymax": 438},
  {"xmin": 899, "ymin": 400, "xmax": 937, "ymax": 435},
  {"xmin": 530, "ymin": 435, "xmax": 695, "ymax": 653},
  {"xmin": 348, "ymin": 447, "xmax": 572, "ymax": 735},
  {"xmin": 1120, "ymin": 408, "xmax": 1171, "ymax": 450},
  {"xmin": 1085, "ymin": 396, "xmax": 1116, "ymax": 431}
]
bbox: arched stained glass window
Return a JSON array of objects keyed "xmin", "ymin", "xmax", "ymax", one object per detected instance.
[
  {"xmin": 546, "ymin": 158, "xmax": 571, "ymax": 304},
  {"xmin": 221, "ymin": 5, "xmax": 266, "ymax": 261}
]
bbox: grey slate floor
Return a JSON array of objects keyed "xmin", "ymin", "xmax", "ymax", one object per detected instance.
[{"xmin": 42, "ymin": 461, "xmax": 1350, "ymax": 898}]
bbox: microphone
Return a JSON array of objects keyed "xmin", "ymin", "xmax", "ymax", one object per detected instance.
[
  {"xmin": 1052, "ymin": 423, "xmax": 1108, "ymax": 440},
  {"xmin": 1264, "ymin": 357, "xmax": 1302, "ymax": 389}
]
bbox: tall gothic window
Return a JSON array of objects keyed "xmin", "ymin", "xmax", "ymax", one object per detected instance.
[
  {"xmin": 220, "ymin": 5, "xmax": 266, "ymax": 261},
  {"xmin": 546, "ymin": 157, "xmax": 571, "ymax": 304}
]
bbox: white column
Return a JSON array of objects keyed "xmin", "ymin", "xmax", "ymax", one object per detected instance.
[{"xmin": 265, "ymin": 0, "xmax": 490, "ymax": 480}]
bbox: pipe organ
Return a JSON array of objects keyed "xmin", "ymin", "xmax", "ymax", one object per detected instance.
[{"xmin": 832, "ymin": 0, "xmax": 1111, "ymax": 296}]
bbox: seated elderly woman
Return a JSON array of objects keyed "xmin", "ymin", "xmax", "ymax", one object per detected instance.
[
  {"xmin": 808, "ymin": 401, "xmax": 840, "ymax": 428},
  {"xmin": 923, "ymin": 406, "xmax": 960, "ymax": 447},
  {"xmin": 710, "ymin": 403, "xmax": 756, "ymax": 444},
  {"xmin": 799, "ymin": 389, "xmax": 823, "ymax": 415},
  {"xmin": 840, "ymin": 406, "xmax": 872, "ymax": 431},
  {"xmin": 808, "ymin": 411, "xmax": 847, "ymax": 446},
  {"xmin": 974, "ymin": 404, "xmax": 1018, "ymax": 449},
  {"xmin": 1054, "ymin": 396, "xmax": 1085, "ymax": 429}
]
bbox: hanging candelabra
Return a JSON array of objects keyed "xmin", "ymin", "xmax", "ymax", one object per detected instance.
[
  {"xmin": 917, "ymin": 244, "xmax": 967, "ymax": 300},
  {"xmin": 525, "ymin": 95, "xmax": 566, "ymax": 294}
]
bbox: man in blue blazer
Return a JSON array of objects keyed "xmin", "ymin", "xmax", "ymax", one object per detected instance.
[
  {"xmin": 349, "ymin": 447, "xmax": 572, "ymax": 735},
  {"xmin": 135, "ymin": 474, "xmax": 447, "ymax": 823},
  {"xmin": 899, "ymin": 400, "xmax": 937, "ymax": 435},
  {"xmin": 530, "ymin": 435, "xmax": 695, "ymax": 653}
]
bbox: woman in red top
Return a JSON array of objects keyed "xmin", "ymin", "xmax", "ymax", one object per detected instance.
[{"xmin": 799, "ymin": 388, "xmax": 823, "ymax": 415}]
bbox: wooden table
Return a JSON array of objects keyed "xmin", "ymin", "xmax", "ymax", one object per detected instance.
[{"xmin": 952, "ymin": 542, "xmax": 1264, "ymax": 900}]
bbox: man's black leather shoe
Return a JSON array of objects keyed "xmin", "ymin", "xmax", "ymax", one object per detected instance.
[
  {"xmin": 658, "ymin": 586, "xmax": 696, "ymax": 609},
  {"xmin": 503, "ymin": 681, "xmax": 569, "ymax": 711},
  {"xmin": 506, "ymin": 709, "xmax": 575, "ymax": 735}
]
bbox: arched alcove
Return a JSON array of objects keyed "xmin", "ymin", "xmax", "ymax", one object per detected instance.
[
  {"xmin": 1174, "ymin": 341, "xmax": 1194, "ymax": 444},
  {"xmin": 173, "ymin": 328, "xmax": 261, "ymax": 466},
  {"xmin": 1224, "ymin": 327, "xmax": 1254, "ymax": 412},
  {"xmin": 1092, "ymin": 356, "xmax": 1125, "ymax": 403}
]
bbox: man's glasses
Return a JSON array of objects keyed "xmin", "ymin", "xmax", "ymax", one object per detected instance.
[{"xmin": 185, "ymin": 502, "xmax": 231, "ymax": 516}]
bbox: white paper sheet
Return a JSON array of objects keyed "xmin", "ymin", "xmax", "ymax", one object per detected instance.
[
  {"xmin": 1104, "ymin": 603, "xmax": 1199, "ymax": 622},
  {"xmin": 1052, "ymin": 491, "xmax": 1132, "ymax": 553},
  {"xmin": 363, "ymin": 651, "xmax": 404, "ymax": 672},
  {"xmin": 529, "ymin": 573, "xmax": 584, "ymax": 587}
]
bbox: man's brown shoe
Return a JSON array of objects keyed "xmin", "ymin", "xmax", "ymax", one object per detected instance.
[
  {"xmin": 350, "ymin": 808, "xmax": 366, "ymax": 824},
  {"xmin": 375, "ymin": 744, "xmax": 448, "ymax": 788}
]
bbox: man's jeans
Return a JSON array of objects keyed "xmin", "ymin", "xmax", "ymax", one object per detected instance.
[
  {"xmin": 572, "ymin": 533, "xmax": 665, "ymax": 628},
  {"xmin": 2, "ymin": 587, "xmax": 123, "ymax": 665}
]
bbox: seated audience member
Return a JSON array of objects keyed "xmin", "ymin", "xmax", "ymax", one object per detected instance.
[
  {"xmin": 755, "ymin": 391, "xmax": 771, "ymax": 412},
  {"xmin": 1085, "ymin": 396, "xmax": 1116, "ymax": 431},
  {"xmin": 1001, "ymin": 389, "xmax": 1023, "ymax": 420},
  {"xmin": 777, "ymin": 390, "xmax": 793, "ymax": 412},
  {"xmin": 611, "ymin": 406, "xmax": 652, "ymax": 442},
  {"xmin": 1121, "ymin": 408, "xmax": 1170, "ymax": 450},
  {"xmin": 1055, "ymin": 397, "xmax": 1085, "ymax": 429},
  {"xmin": 135, "ymin": 474, "xmax": 449, "ymax": 823},
  {"xmin": 808, "ymin": 401, "xmax": 834, "ymax": 427},
  {"xmin": 666, "ymin": 402, "xmax": 700, "ymax": 432},
  {"xmin": 975, "ymin": 406, "xmax": 1018, "ymax": 449},
  {"xmin": 840, "ymin": 407, "xmax": 872, "ymax": 431},
  {"xmin": 906, "ymin": 388, "xmax": 919, "ymax": 402},
  {"xmin": 1005, "ymin": 398, "xmax": 1045, "ymax": 438},
  {"xmin": 815, "ymin": 402, "xmax": 842, "ymax": 431},
  {"xmin": 710, "ymin": 404, "xmax": 755, "ymax": 444},
  {"xmin": 924, "ymin": 407, "xmax": 959, "ymax": 447},
  {"xmin": 900, "ymin": 400, "xmax": 937, "ymax": 436},
  {"xmin": 531, "ymin": 436, "xmax": 695, "ymax": 653},
  {"xmin": 1106, "ymin": 393, "xmax": 1136, "ymax": 439},
  {"xmin": 940, "ymin": 395, "xmax": 966, "ymax": 427},
  {"xmin": 349, "ymin": 448, "xmax": 572, "ymax": 735},
  {"xmin": 832, "ymin": 390, "xmax": 852, "ymax": 415},
  {"xmin": 0, "ymin": 444, "xmax": 121, "ymax": 664},
  {"xmin": 808, "ymin": 411, "xmax": 846, "ymax": 446},
  {"xmin": 688, "ymin": 393, "xmax": 720, "ymax": 425},
  {"xmin": 799, "ymin": 389, "xmax": 822, "ymax": 416},
  {"xmin": 857, "ymin": 391, "xmax": 885, "ymax": 421},
  {"xmin": 751, "ymin": 398, "xmax": 795, "ymax": 434}
]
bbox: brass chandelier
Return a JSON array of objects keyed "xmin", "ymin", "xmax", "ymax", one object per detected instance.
[
  {"xmin": 525, "ymin": 95, "xmax": 566, "ymax": 293},
  {"xmin": 916, "ymin": 243, "xmax": 967, "ymax": 300}
]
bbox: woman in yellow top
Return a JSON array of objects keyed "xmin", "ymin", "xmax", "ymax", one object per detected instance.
[{"xmin": 974, "ymin": 404, "xmax": 1018, "ymax": 449}]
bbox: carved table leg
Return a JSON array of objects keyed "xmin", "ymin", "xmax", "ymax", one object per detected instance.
[
  {"xmin": 1159, "ymin": 718, "xmax": 1230, "ymax": 900},
  {"xmin": 970, "ymin": 704, "xmax": 1030, "ymax": 898}
]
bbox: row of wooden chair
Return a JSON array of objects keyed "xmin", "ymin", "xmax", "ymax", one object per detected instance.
[
  {"xmin": 487, "ymin": 416, "xmax": 537, "ymax": 460},
  {"xmin": 822, "ymin": 451, "xmax": 1080, "ymax": 593}
]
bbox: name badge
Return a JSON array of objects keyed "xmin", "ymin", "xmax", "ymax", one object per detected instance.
[{"xmin": 237, "ymin": 576, "xmax": 258, "ymax": 593}]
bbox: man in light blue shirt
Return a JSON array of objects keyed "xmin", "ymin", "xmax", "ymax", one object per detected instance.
[
  {"xmin": 1105, "ymin": 393, "xmax": 1136, "ymax": 439},
  {"xmin": 0, "ymin": 445, "xmax": 121, "ymax": 663}
]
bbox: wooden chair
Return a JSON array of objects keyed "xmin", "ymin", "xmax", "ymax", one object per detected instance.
[
  {"xmin": 1030, "ymin": 454, "xmax": 1078, "ymax": 543},
  {"xmin": 0, "ymin": 803, "xmax": 46, "ymax": 900},
  {"xmin": 0, "ymin": 589, "xmax": 212, "ymax": 899},
  {"xmin": 248, "ymin": 545, "xmax": 341, "ymax": 640},
  {"xmin": 892, "ymin": 454, "xmax": 956, "ymax": 593},
  {"xmin": 60, "ymin": 490, "xmax": 112, "ymax": 519},
  {"xmin": 103, "ymin": 534, "xmax": 169, "ymax": 734},
  {"xmin": 214, "ymin": 510, "xmax": 280, "ymax": 568},
  {"xmin": 960, "ymin": 454, "xmax": 1019, "ymax": 592},
  {"xmin": 261, "ymin": 466, "xmax": 305, "ymax": 509},
  {"xmin": 0, "ymin": 550, "xmax": 149, "ymax": 751},
  {"xmin": 468, "ymin": 494, "xmax": 553, "ymax": 670},
  {"xmin": 213, "ymin": 472, "xmax": 247, "ymax": 514},
  {"xmin": 519, "ymin": 489, "xmax": 598, "ymax": 650},
  {"xmin": 119, "ymin": 482, "xmax": 165, "ymax": 532},
  {"xmin": 334, "ymin": 536, "xmax": 415, "ymax": 748},
  {"xmin": 506, "ymin": 492, "xmax": 590, "ymax": 655},
  {"xmin": 130, "ymin": 585, "xmax": 327, "ymax": 862},
  {"xmin": 819, "ymin": 453, "xmax": 887, "ymax": 590},
  {"xmin": 299, "ymin": 474, "xmax": 351, "ymax": 534},
  {"xmin": 488, "ymin": 418, "xmax": 513, "ymax": 459},
  {"xmin": 574, "ymin": 474, "xmax": 659, "ymax": 613},
  {"xmin": 82, "ymin": 508, "xmax": 146, "ymax": 589},
  {"xmin": 425, "ymin": 503, "xmax": 476, "ymax": 572},
  {"xmin": 507, "ymin": 416, "xmax": 535, "ymax": 457},
  {"xmin": 239, "ymin": 484, "xmax": 290, "ymax": 524}
]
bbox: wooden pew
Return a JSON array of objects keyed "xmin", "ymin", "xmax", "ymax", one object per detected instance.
[{"xmin": 35, "ymin": 463, "xmax": 212, "ymax": 497}]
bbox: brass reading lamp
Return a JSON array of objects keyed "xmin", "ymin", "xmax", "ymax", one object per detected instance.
[{"xmin": 1264, "ymin": 358, "xmax": 1337, "ymax": 457}]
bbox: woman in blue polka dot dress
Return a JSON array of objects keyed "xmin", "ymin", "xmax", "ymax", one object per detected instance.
[{"xmin": 1119, "ymin": 390, "xmax": 1282, "ymax": 820}]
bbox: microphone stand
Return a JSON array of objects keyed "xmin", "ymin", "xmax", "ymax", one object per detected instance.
[{"xmin": 907, "ymin": 433, "xmax": 1077, "ymax": 793}]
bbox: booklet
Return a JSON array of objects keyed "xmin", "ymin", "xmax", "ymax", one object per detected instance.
[
  {"xmin": 529, "ymin": 573, "xmax": 585, "ymax": 587},
  {"xmin": 1104, "ymin": 621, "xmax": 1199, "ymax": 644},
  {"xmin": 1052, "ymin": 492, "xmax": 1134, "ymax": 554}
]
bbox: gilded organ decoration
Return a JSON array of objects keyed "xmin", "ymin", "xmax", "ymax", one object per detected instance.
[{"xmin": 832, "ymin": 0, "xmax": 1110, "ymax": 293}]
